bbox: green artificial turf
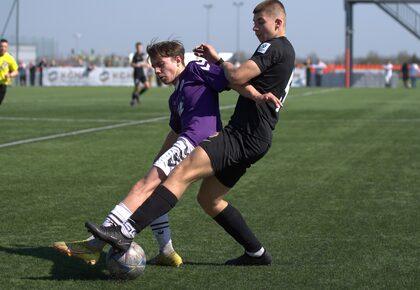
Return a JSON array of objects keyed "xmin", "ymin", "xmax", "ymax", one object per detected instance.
[{"xmin": 0, "ymin": 86, "xmax": 419, "ymax": 289}]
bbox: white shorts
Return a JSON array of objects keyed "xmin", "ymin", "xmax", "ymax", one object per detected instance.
[{"xmin": 153, "ymin": 137, "xmax": 195, "ymax": 176}]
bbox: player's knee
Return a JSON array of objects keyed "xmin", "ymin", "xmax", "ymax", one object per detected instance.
[{"xmin": 171, "ymin": 161, "xmax": 191, "ymax": 182}]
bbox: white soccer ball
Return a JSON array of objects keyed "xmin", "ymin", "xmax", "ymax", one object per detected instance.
[{"xmin": 106, "ymin": 242, "xmax": 146, "ymax": 280}]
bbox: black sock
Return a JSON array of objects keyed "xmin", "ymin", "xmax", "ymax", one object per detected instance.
[
  {"xmin": 131, "ymin": 92, "xmax": 138, "ymax": 101},
  {"xmin": 129, "ymin": 185, "xmax": 178, "ymax": 233},
  {"xmin": 213, "ymin": 204, "xmax": 262, "ymax": 253},
  {"xmin": 139, "ymin": 87, "xmax": 148, "ymax": 95}
]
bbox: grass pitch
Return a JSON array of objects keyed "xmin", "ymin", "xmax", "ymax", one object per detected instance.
[{"xmin": 0, "ymin": 86, "xmax": 419, "ymax": 289}]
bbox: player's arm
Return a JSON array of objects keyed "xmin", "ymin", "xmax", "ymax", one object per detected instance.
[
  {"xmin": 153, "ymin": 130, "xmax": 179, "ymax": 162},
  {"xmin": 220, "ymin": 60, "xmax": 261, "ymax": 85},
  {"xmin": 130, "ymin": 56, "xmax": 140, "ymax": 68},
  {"xmin": 130, "ymin": 60, "xmax": 137, "ymax": 68},
  {"xmin": 5, "ymin": 62, "xmax": 18, "ymax": 81},
  {"xmin": 6, "ymin": 70, "xmax": 18, "ymax": 80},
  {"xmin": 194, "ymin": 43, "xmax": 261, "ymax": 85},
  {"xmin": 229, "ymin": 83, "xmax": 282, "ymax": 109}
]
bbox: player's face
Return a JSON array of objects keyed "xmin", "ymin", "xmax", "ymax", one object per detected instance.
[
  {"xmin": 0, "ymin": 41, "xmax": 8, "ymax": 56},
  {"xmin": 151, "ymin": 56, "xmax": 183, "ymax": 85},
  {"xmin": 252, "ymin": 11, "xmax": 280, "ymax": 42}
]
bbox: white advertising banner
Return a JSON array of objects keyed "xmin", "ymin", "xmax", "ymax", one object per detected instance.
[
  {"xmin": 291, "ymin": 67, "xmax": 305, "ymax": 87},
  {"xmin": 44, "ymin": 64, "xmax": 306, "ymax": 87},
  {"xmin": 43, "ymin": 67, "xmax": 134, "ymax": 86}
]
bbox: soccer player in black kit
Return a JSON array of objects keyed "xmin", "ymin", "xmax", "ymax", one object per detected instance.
[
  {"xmin": 130, "ymin": 42, "xmax": 150, "ymax": 106},
  {"xmin": 87, "ymin": 0, "xmax": 295, "ymax": 266}
]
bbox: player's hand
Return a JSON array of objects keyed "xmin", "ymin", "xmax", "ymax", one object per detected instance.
[
  {"xmin": 253, "ymin": 92, "xmax": 283, "ymax": 109},
  {"xmin": 193, "ymin": 43, "xmax": 219, "ymax": 64}
]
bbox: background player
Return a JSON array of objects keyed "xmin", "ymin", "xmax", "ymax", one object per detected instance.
[
  {"xmin": 0, "ymin": 39, "xmax": 18, "ymax": 105},
  {"xmin": 130, "ymin": 42, "xmax": 151, "ymax": 106}
]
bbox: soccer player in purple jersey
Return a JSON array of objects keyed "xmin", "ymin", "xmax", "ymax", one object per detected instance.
[
  {"xmin": 86, "ymin": 0, "xmax": 293, "ymax": 267},
  {"xmin": 54, "ymin": 40, "xmax": 278, "ymax": 267}
]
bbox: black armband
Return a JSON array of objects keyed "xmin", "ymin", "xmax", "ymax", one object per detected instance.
[{"xmin": 215, "ymin": 58, "xmax": 224, "ymax": 66}]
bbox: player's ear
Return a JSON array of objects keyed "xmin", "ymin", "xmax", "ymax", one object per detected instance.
[
  {"xmin": 175, "ymin": 55, "xmax": 183, "ymax": 66},
  {"xmin": 275, "ymin": 18, "xmax": 282, "ymax": 30}
]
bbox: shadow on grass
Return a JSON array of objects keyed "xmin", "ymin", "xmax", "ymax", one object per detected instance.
[
  {"xmin": 0, "ymin": 245, "xmax": 109, "ymax": 281},
  {"xmin": 181, "ymin": 260, "xmax": 224, "ymax": 266}
]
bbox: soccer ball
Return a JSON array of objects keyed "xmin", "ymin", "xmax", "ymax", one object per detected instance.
[{"xmin": 106, "ymin": 242, "xmax": 146, "ymax": 280}]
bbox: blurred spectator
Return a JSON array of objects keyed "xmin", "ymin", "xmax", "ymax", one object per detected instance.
[
  {"xmin": 37, "ymin": 58, "xmax": 47, "ymax": 86},
  {"xmin": 313, "ymin": 58, "xmax": 326, "ymax": 87},
  {"xmin": 29, "ymin": 62, "xmax": 36, "ymax": 86},
  {"xmin": 18, "ymin": 61, "xmax": 27, "ymax": 86},
  {"xmin": 305, "ymin": 57, "xmax": 312, "ymax": 87},
  {"xmin": 401, "ymin": 62, "xmax": 409, "ymax": 88},
  {"xmin": 146, "ymin": 66, "xmax": 154, "ymax": 85},
  {"xmin": 409, "ymin": 61, "xmax": 419, "ymax": 88},
  {"xmin": 384, "ymin": 60, "xmax": 393, "ymax": 88}
]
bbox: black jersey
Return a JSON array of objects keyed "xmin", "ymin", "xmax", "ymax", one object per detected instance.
[
  {"xmin": 228, "ymin": 37, "xmax": 295, "ymax": 142},
  {"xmin": 132, "ymin": 52, "xmax": 146, "ymax": 77}
]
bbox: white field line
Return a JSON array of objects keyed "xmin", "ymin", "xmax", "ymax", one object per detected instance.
[
  {"xmin": 294, "ymin": 88, "xmax": 339, "ymax": 97},
  {"xmin": 0, "ymin": 116, "xmax": 134, "ymax": 123},
  {"xmin": 0, "ymin": 89, "xmax": 338, "ymax": 149},
  {"xmin": 0, "ymin": 117, "xmax": 168, "ymax": 149}
]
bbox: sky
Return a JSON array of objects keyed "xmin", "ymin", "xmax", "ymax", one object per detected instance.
[{"xmin": 1, "ymin": 0, "xmax": 419, "ymax": 61}]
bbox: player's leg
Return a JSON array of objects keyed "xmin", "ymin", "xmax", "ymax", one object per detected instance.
[
  {"xmin": 197, "ymin": 176, "xmax": 272, "ymax": 266},
  {"xmin": 122, "ymin": 167, "xmax": 183, "ymax": 266},
  {"xmin": 54, "ymin": 168, "xmax": 156, "ymax": 265},
  {"xmin": 85, "ymin": 146, "xmax": 214, "ymax": 251},
  {"xmin": 85, "ymin": 137, "xmax": 196, "ymax": 264},
  {"xmin": 137, "ymin": 77, "xmax": 150, "ymax": 101},
  {"xmin": 131, "ymin": 78, "xmax": 141, "ymax": 106},
  {"xmin": 0, "ymin": 85, "xmax": 7, "ymax": 105}
]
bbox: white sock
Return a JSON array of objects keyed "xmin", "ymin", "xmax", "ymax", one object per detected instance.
[
  {"xmin": 150, "ymin": 213, "xmax": 174, "ymax": 255},
  {"xmin": 103, "ymin": 202, "xmax": 133, "ymax": 227},
  {"xmin": 246, "ymin": 247, "xmax": 265, "ymax": 258},
  {"xmin": 87, "ymin": 202, "xmax": 133, "ymax": 249},
  {"xmin": 120, "ymin": 219, "xmax": 138, "ymax": 239}
]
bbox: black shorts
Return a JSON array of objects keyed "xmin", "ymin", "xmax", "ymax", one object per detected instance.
[
  {"xmin": 134, "ymin": 74, "xmax": 146, "ymax": 85},
  {"xmin": 199, "ymin": 125, "xmax": 271, "ymax": 188}
]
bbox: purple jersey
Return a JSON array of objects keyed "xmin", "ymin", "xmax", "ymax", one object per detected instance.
[{"xmin": 169, "ymin": 59, "xmax": 228, "ymax": 147}]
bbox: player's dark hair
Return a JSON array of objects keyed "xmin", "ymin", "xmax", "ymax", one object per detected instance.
[
  {"xmin": 253, "ymin": 0, "xmax": 286, "ymax": 17},
  {"xmin": 0, "ymin": 39, "xmax": 8, "ymax": 43},
  {"xmin": 135, "ymin": 42, "xmax": 143, "ymax": 47},
  {"xmin": 146, "ymin": 40, "xmax": 185, "ymax": 65}
]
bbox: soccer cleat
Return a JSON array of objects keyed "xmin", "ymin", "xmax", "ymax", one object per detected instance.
[
  {"xmin": 148, "ymin": 251, "xmax": 183, "ymax": 267},
  {"xmin": 85, "ymin": 221, "xmax": 133, "ymax": 252},
  {"xmin": 225, "ymin": 250, "xmax": 272, "ymax": 266},
  {"xmin": 53, "ymin": 240, "xmax": 101, "ymax": 265}
]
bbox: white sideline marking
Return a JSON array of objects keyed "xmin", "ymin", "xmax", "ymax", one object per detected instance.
[
  {"xmin": 0, "ymin": 117, "xmax": 168, "ymax": 149},
  {"xmin": 0, "ymin": 89, "xmax": 338, "ymax": 149},
  {"xmin": 293, "ymin": 88, "xmax": 339, "ymax": 97},
  {"xmin": 0, "ymin": 105, "xmax": 237, "ymax": 149},
  {"xmin": 0, "ymin": 116, "xmax": 134, "ymax": 123}
]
